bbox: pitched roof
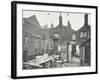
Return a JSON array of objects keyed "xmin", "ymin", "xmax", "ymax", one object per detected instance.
[
  {"xmin": 23, "ymin": 15, "xmax": 51, "ymax": 39},
  {"xmin": 51, "ymin": 24, "xmax": 75, "ymax": 41},
  {"xmin": 77, "ymin": 25, "xmax": 90, "ymax": 32},
  {"xmin": 24, "ymin": 15, "xmax": 41, "ymax": 28},
  {"xmin": 23, "ymin": 15, "xmax": 43, "ymax": 36}
]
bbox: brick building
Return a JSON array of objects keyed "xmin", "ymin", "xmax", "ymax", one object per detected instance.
[{"xmin": 75, "ymin": 14, "xmax": 91, "ymax": 66}]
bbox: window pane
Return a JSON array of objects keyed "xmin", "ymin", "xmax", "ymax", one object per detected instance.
[
  {"xmin": 84, "ymin": 32, "xmax": 87, "ymax": 37},
  {"xmin": 80, "ymin": 32, "xmax": 83, "ymax": 37},
  {"xmin": 72, "ymin": 34, "xmax": 76, "ymax": 40}
]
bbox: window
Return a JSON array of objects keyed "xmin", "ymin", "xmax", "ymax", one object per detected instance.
[
  {"xmin": 80, "ymin": 32, "xmax": 83, "ymax": 38},
  {"xmin": 72, "ymin": 34, "xmax": 76, "ymax": 40},
  {"xmin": 84, "ymin": 32, "xmax": 87, "ymax": 37},
  {"xmin": 87, "ymin": 32, "xmax": 90, "ymax": 39},
  {"xmin": 54, "ymin": 33, "xmax": 59, "ymax": 37},
  {"xmin": 24, "ymin": 36, "xmax": 28, "ymax": 46}
]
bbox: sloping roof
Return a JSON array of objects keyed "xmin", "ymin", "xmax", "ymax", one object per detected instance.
[
  {"xmin": 24, "ymin": 15, "xmax": 41, "ymax": 28},
  {"xmin": 77, "ymin": 25, "xmax": 90, "ymax": 32},
  {"xmin": 63, "ymin": 26, "xmax": 75, "ymax": 41},
  {"xmin": 23, "ymin": 15, "xmax": 43, "ymax": 36},
  {"xmin": 52, "ymin": 24, "xmax": 75, "ymax": 41},
  {"xmin": 23, "ymin": 15, "xmax": 51, "ymax": 39}
]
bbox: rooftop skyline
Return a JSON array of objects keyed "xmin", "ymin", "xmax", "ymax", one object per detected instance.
[{"xmin": 23, "ymin": 10, "xmax": 91, "ymax": 31}]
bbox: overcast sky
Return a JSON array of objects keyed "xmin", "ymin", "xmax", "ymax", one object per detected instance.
[{"xmin": 23, "ymin": 10, "xmax": 91, "ymax": 31}]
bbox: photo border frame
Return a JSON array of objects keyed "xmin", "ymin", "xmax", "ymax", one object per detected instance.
[{"xmin": 11, "ymin": 1, "xmax": 98, "ymax": 79}]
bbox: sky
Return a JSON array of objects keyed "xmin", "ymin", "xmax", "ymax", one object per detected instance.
[{"xmin": 23, "ymin": 10, "xmax": 91, "ymax": 31}]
